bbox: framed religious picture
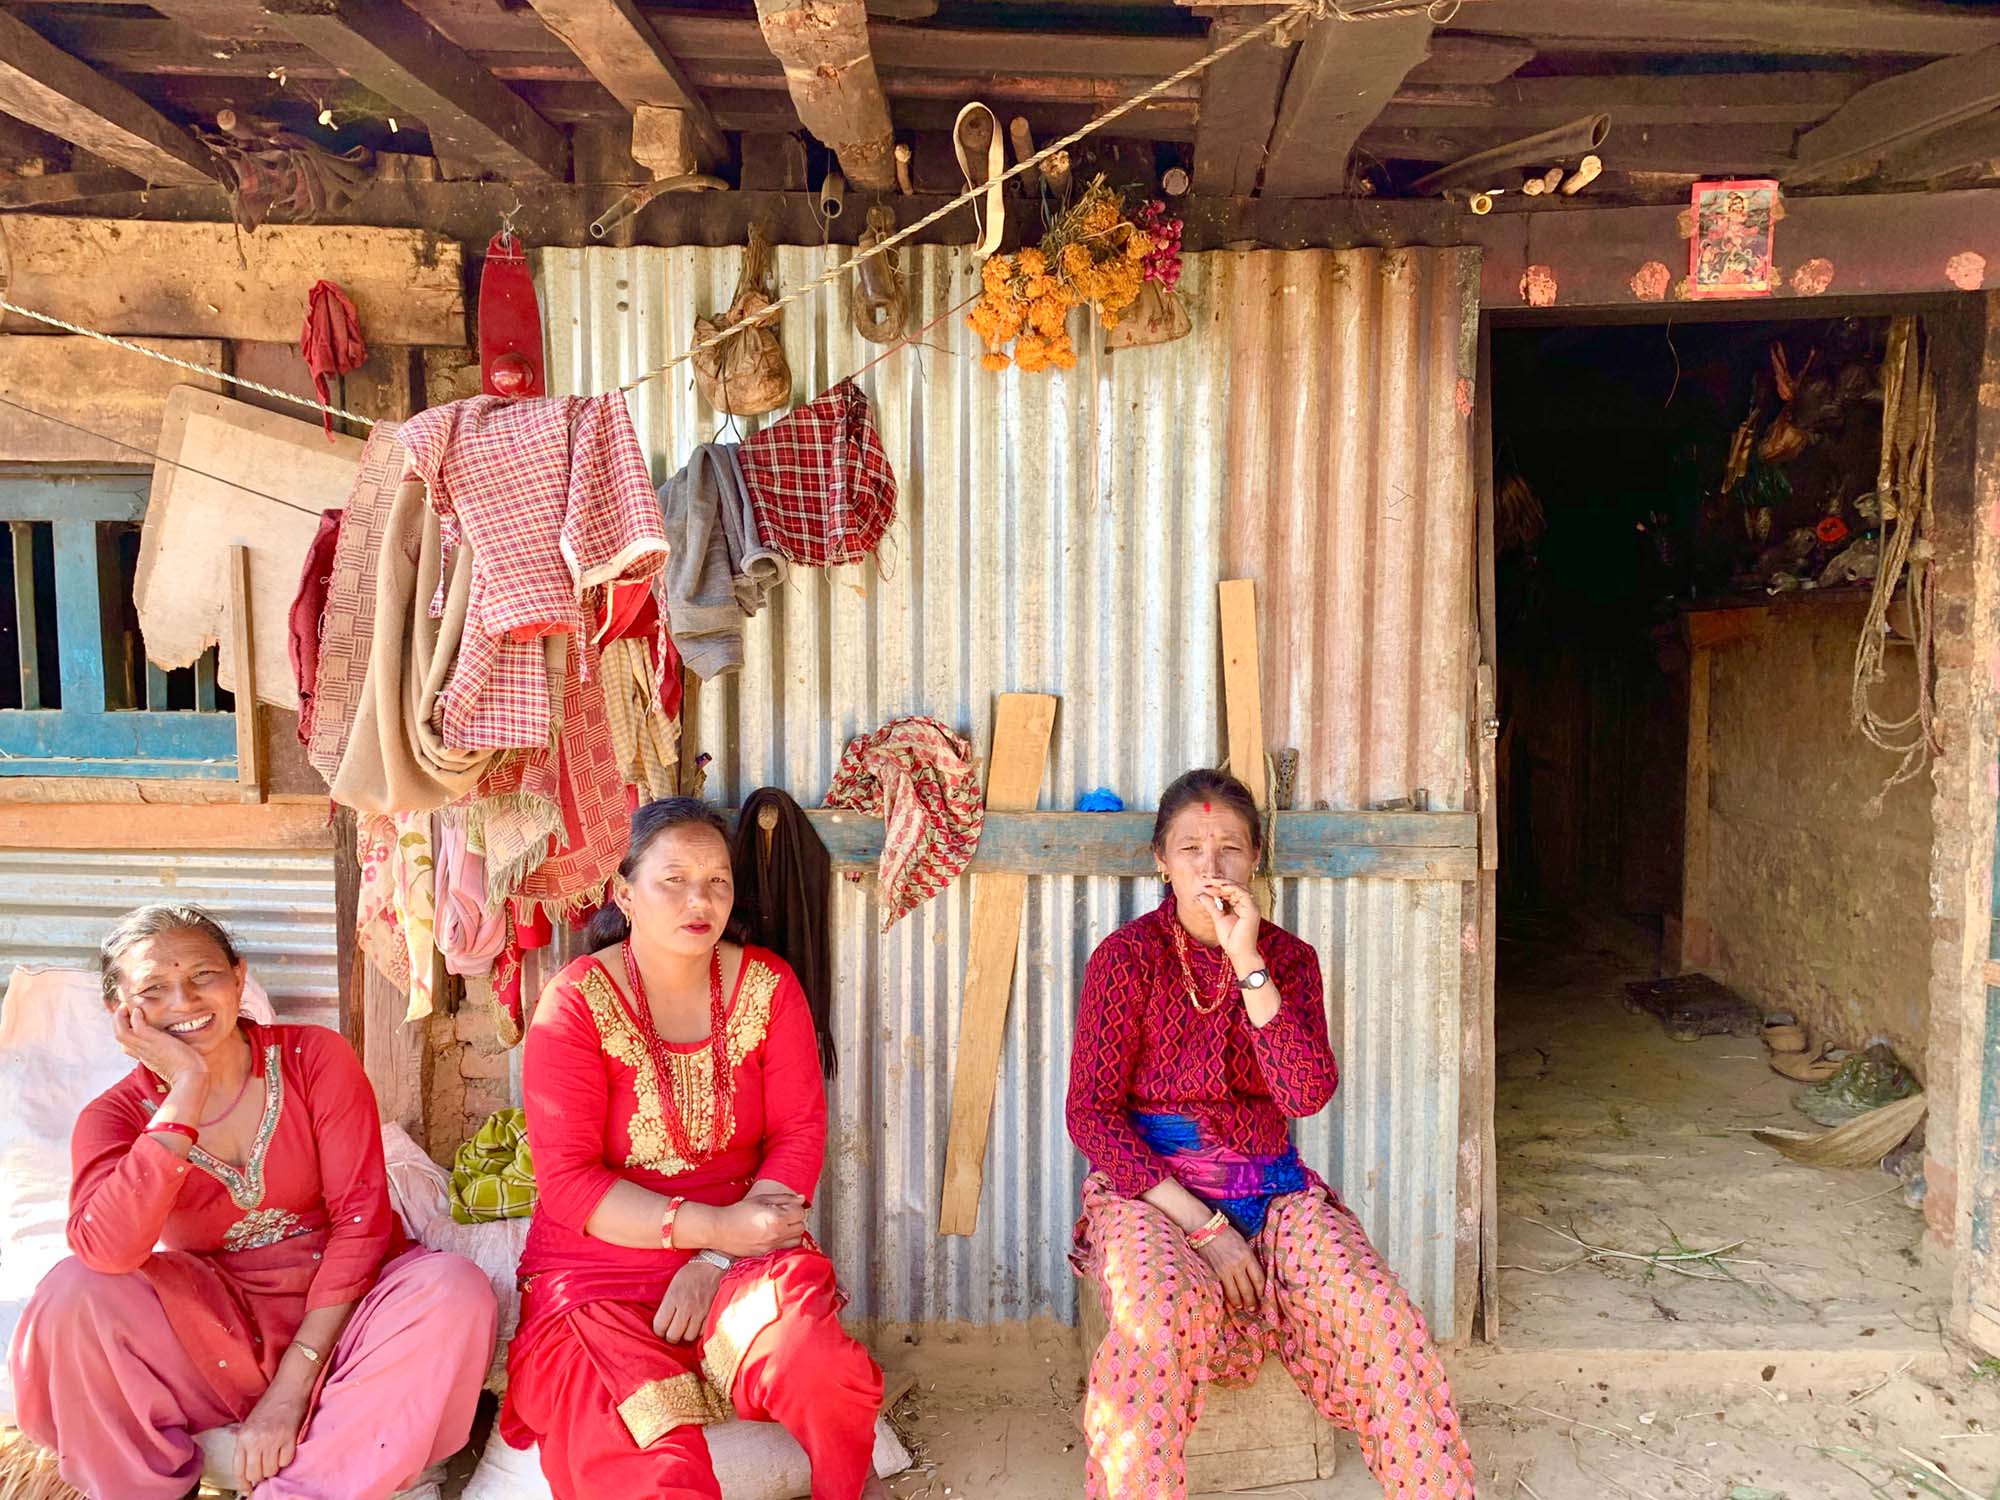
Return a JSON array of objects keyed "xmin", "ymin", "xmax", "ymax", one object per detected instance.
[{"xmin": 1689, "ymin": 179, "xmax": 1779, "ymax": 299}]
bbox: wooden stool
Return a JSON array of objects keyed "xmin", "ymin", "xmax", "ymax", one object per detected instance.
[{"xmin": 1077, "ymin": 1275, "xmax": 1339, "ymax": 1492}]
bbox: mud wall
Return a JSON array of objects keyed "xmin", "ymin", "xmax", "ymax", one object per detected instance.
[{"xmin": 1706, "ymin": 600, "xmax": 1932, "ymax": 1070}]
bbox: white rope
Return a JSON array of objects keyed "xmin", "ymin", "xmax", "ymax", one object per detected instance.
[{"xmin": 0, "ymin": 296, "xmax": 380, "ymax": 427}]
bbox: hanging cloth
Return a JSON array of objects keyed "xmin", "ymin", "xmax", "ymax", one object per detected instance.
[
  {"xmin": 299, "ymin": 279, "xmax": 366, "ymax": 440},
  {"xmin": 823, "ymin": 716, "xmax": 985, "ymax": 930},
  {"xmin": 730, "ymin": 788, "xmax": 836, "ymax": 1074},
  {"xmin": 737, "ymin": 380, "xmax": 897, "ymax": 568}
]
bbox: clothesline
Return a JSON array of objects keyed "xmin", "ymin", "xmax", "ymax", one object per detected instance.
[{"xmin": 0, "ymin": 0, "xmax": 1462, "ymax": 432}]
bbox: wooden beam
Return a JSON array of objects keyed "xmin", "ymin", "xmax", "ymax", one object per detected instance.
[
  {"xmin": 0, "ymin": 9, "xmax": 217, "ymax": 186},
  {"xmin": 0, "ymin": 169, "xmax": 141, "ymax": 209},
  {"xmin": 1442, "ymin": 0, "xmax": 2000, "ymax": 57},
  {"xmin": 1405, "ymin": 34, "xmax": 1533, "ymax": 86},
  {"xmin": 0, "ymin": 216, "xmax": 465, "ymax": 344},
  {"xmin": 1366, "ymin": 122, "xmax": 1799, "ymax": 174},
  {"xmin": 0, "ymin": 800, "xmax": 332, "ymax": 848},
  {"xmin": 1789, "ymin": 44, "xmax": 2000, "ymax": 182},
  {"xmin": 264, "ymin": 0, "xmax": 568, "ymax": 180},
  {"xmin": 1382, "ymin": 71, "xmax": 1862, "ymax": 130},
  {"xmin": 754, "ymin": 0, "xmax": 896, "ymax": 190},
  {"xmin": 938, "ymin": 692, "xmax": 1057, "ymax": 1238},
  {"xmin": 519, "ymin": 0, "xmax": 725, "ymax": 167},
  {"xmin": 0, "ymin": 337, "xmax": 222, "ymax": 464},
  {"xmin": 1261, "ymin": 11, "xmax": 1433, "ymax": 197},
  {"xmin": 1881, "ymin": 109, "xmax": 2000, "ymax": 183},
  {"xmin": 1191, "ymin": 12, "xmax": 1294, "ymax": 196}
]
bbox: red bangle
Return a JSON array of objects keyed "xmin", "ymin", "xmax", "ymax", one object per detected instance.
[
  {"xmin": 145, "ymin": 1121, "xmax": 199, "ymax": 1146},
  {"xmin": 1186, "ymin": 1210, "xmax": 1228, "ymax": 1249},
  {"xmin": 661, "ymin": 1195, "xmax": 687, "ymax": 1249}
]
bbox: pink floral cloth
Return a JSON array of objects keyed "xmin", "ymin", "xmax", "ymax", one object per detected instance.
[
  {"xmin": 1072, "ymin": 1174, "xmax": 1475, "ymax": 1500},
  {"xmin": 354, "ymin": 810, "xmax": 437, "ymax": 1020}
]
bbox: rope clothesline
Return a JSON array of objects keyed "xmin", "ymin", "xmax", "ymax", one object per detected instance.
[{"xmin": 0, "ymin": 0, "xmax": 1462, "ymax": 430}]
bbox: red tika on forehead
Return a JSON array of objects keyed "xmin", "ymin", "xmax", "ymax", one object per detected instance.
[{"xmin": 1202, "ymin": 801, "xmax": 1212, "ymax": 812}]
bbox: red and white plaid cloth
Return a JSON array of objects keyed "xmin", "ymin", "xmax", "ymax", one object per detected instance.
[
  {"xmin": 823, "ymin": 716, "xmax": 984, "ymax": 930},
  {"xmin": 738, "ymin": 379, "xmax": 896, "ymax": 567},
  {"xmin": 398, "ymin": 392, "xmax": 665, "ymax": 751}
]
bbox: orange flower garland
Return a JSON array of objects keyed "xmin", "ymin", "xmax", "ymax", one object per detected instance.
[{"xmin": 969, "ymin": 178, "xmax": 1154, "ymax": 373}]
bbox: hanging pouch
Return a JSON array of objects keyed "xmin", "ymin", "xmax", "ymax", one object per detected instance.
[{"xmin": 693, "ymin": 225, "xmax": 791, "ymax": 416}]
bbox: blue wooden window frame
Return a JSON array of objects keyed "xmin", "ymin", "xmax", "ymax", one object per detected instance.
[{"xmin": 0, "ymin": 473, "xmax": 236, "ymax": 779}]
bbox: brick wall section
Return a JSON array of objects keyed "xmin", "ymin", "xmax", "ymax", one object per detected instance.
[
  {"xmin": 424, "ymin": 992, "xmax": 517, "ymax": 1167},
  {"xmin": 1924, "ymin": 293, "xmax": 2000, "ymax": 1271}
]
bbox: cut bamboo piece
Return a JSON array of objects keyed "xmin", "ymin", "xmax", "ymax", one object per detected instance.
[
  {"xmin": 938, "ymin": 692, "xmax": 1058, "ymax": 1237},
  {"xmin": 1754, "ymin": 1093, "xmax": 1926, "ymax": 1168}
]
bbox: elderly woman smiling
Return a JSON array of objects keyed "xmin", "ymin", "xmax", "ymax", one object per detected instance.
[
  {"xmin": 1065, "ymin": 769, "xmax": 1476, "ymax": 1500},
  {"xmin": 4, "ymin": 904, "xmax": 495, "ymax": 1500}
]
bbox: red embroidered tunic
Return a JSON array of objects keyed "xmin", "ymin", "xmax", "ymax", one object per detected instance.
[
  {"xmin": 65, "ymin": 1021, "xmax": 407, "ymax": 1418},
  {"xmin": 1065, "ymin": 898, "xmax": 1339, "ymax": 1198}
]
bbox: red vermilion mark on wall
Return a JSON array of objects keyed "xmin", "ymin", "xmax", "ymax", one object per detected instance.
[
  {"xmin": 1790, "ymin": 258, "xmax": 1835, "ymax": 296},
  {"xmin": 1630, "ymin": 261, "xmax": 1671, "ymax": 301},
  {"xmin": 1455, "ymin": 377, "xmax": 1474, "ymax": 418},
  {"xmin": 1947, "ymin": 251, "xmax": 1988, "ymax": 291},
  {"xmin": 1520, "ymin": 265, "xmax": 1558, "ymax": 307}
]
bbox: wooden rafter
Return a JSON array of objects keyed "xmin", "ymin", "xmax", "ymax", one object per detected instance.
[
  {"xmin": 1880, "ymin": 109, "xmax": 2000, "ymax": 184},
  {"xmin": 754, "ymin": 0, "xmax": 896, "ymax": 190},
  {"xmin": 1788, "ymin": 44, "xmax": 2000, "ymax": 182},
  {"xmin": 1438, "ymin": 0, "xmax": 2000, "ymax": 56},
  {"xmin": 261, "ymin": 0, "xmax": 568, "ymax": 180},
  {"xmin": 1261, "ymin": 11, "xmax": 1433, "ymax": 197},
  {"xmin": 1191, "ymin": 11, "xmax": 1294, "ymax": 196},
  {"xmin": 1381, "ymin": 71, "xmax": 1861, "ymax": 129},
  {"xmin": 0, "ymin": 9, "xmax": 217, "ymax": 186},
  {"xmin": 520, "ymin": 0, "xmax": 725, "ymax": 167}
]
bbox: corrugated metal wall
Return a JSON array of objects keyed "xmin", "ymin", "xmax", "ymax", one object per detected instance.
[
  {"xmin": 0, "ymin": 850, "xmax": 339, "ymax": 1028},
  {"xmin": 540, "ymin": 244, "xmax": 1477, "ymax": 1332}
]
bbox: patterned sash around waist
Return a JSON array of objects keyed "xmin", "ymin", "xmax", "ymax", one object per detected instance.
[{"xmin": 1130, "ymin": 1110, "xmax": 1308, "ymax": 1235}]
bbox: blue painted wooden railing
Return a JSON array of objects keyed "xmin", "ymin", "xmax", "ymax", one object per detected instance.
[{"xmin": 1, "ymin": 474, "xmax": 236, "ymax": 779}]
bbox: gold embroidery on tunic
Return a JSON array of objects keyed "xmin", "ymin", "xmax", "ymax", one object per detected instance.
[
  {"xmin": 615, "ymin": 1373, "xmax": 732, "ymax": 1447},
  {"xmin": 222, "ymin": 1206, "xmax": 304, "ymax": 1252},
  {"xmin": 186, "ymin": 1046, "xmax": 285, "ymax": 1209},
  {"xmin": 700, "ymin": 1274, "xmax": 779, "ymax": 1399},
  {"xmin": 580, "ymin": 961, "xmax": 780, "ymax": 1175}
]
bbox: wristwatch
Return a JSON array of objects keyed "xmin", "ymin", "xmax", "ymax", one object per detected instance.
[
  {"xmin": 697, "ymin": 1249, "xmax": 734, "ymax": 1271},
  {"xmin": 1237, "ymin": 967, "xmax": 1270, "ymax": 990}
]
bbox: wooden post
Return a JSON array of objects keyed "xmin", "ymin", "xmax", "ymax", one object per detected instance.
[
  {"xmin": 1671, "ymin": 645, "xmax": 1714, "ymax": 973},
  {"xmin": 228, "ymin": 544, "xmax": 265, "ymax": 803},
  {"xmin": 938, "ymin": 692, "xmax": 1058, "ymax": 1237}
]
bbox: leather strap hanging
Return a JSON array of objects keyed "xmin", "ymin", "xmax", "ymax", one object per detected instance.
[{"xmin": 954, "ymin": 102, "xmax": 1005, "ymax": 260}]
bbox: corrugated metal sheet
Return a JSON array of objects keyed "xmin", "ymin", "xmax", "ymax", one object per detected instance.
[
  {"xmin": 0, "ymin": 850, "xmax": 339, "ymax": 1028},
  {"xmin": 539, "ymin": 244, "xmax": 1473, "ymax": 1333}
]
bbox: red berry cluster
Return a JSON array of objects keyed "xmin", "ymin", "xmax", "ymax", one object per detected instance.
[{"xmin": 1135, "ymin": 199, "xmax": 1184, "ymax": 290}]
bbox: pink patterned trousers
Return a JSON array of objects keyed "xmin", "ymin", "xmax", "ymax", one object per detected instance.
[{"xmin": 1072, "ymin": 1175, "xmax": 1475, "ymax": 1500}]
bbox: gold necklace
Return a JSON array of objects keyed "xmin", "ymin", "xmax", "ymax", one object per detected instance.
[{"xmin": 1169, "ymin": 918, "xmax": 1231, "ymax": 1014}]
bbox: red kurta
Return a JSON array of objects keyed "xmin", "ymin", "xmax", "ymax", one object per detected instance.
[
  {"xmin": 501, "ymin": 943, "xmax": 836, "ymax": 1451},
  {"xmin": 63, "ymin": 1021, "xmax": 408, "ymax": 1419}
]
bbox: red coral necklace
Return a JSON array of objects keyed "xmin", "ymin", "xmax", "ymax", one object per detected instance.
[{"xmin": 623, "ymin": 943, "xmax": 734, "ymax": 1162}]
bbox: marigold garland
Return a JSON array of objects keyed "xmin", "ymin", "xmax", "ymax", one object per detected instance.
[{"xmin": 969, "ymin": 177, "xmax": 1181, "ymax": 373}]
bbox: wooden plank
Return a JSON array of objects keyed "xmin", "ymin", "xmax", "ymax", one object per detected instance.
[
  {"xmin": 0, "ymin": 775, "xmax": 258, "ymax": 802},
  {"xmin": 792, "ymin": 809, "xmax": 1480, "ymax": 878},
  {"xmin": 0, "ymin": 9, "xmax": 218, "ymax": 187},
  {"xmin": 136, "ymin": 388, "xmax": 365, "ymax": 711},
  {"xmin": 1982, "ymin": 957, "xmax": 2000, "ymax": 990},
  {"xmin": 0, "ymin": 480, "xmax": 146, "ymax": 525},
  {"xmin": 1672, "ymin": 646, "xmax": 1714, "ymax": 974},
  {"xmin": 0, "ymin": 337, "xmax": 224, "ymax": 464},
  {"xmin": 0, "ymin": 169, "xmax": 142, "ymax": 209},
  {"xmin": 1363, "ymin": 122, "xmax": 1798, "ymax": 174},
  {"xmin": 195, "ymin": 650, "xmax": 217, "ymax": 711},
  {"xmin": 0, "ymin": 799, "xmax": 331, "ymax": 847},
  {"xmin": 1789, "ymin": 44, "xmax": 2000, "ymax": 181},
  {"xmin": 755, "ymin": 0, "xmax": 897, "ymax": 190},
  {"xmin": 1261, "ymin": 12, "xmax": 1432, "ymax": 197},
  {"xmin": 1682, "ymin": 605, "xmax": 1763, "ymax": 650},
  {"xmin": 522, "ymin": 0, "xmax": 725, "ymax": 166},
  {"xmin": 334, "ymin": 804, "xmax": 361, "ymax": 1047},
  {"xmin": 0, "ymin": 708, "xmax": 238, "ymax": 772},
  {"xmin": 0, "ymin": 218, "xmax": 465, "ymax": 345},
  {"xmin": 1443, "ymin": 0, "xmax": 2000, "ymax": 56},
  {"xmin": 10, "ymin": 520, "xmax": 39, "ymax": 710},
  {"xmin": 1382, "ymin": 71, "xmax": 1862, "ymax": 129},
  {"xmin": 1218, "ymin": 579, "xmax": 1267, "ymax": 802},
  {"xmin": 265, "ymin": 0, "xmax": 567, "ymax": 180},
  {"xmin": 1191, "ymin": 12, "xmax": 1294, "ymax": 196},
  {"xmin": 1405, "ymin": 34, "xmax": 1533, "ymax": 86},
  {"xmin": 228, "ymin": 543, "xmax": 264, "ymax": 802},
  {"xmin": 938, "ymin": 691, "xmax": 1058, "ymax": 1238}
]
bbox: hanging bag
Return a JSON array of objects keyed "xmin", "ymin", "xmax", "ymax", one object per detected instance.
[{"xmin": 693, "ymin": 226, "xmax": 791, "ymax": 416}]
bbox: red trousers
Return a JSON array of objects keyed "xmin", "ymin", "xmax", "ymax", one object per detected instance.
[{"xmin": 504, "ymin": 1248, "xmax": 883, "ymax": 1500}]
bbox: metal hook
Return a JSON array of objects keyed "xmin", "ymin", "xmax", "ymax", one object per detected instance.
[{"xmin": 498, "ymin": 194, "xmax": 524, "ymax": 251}]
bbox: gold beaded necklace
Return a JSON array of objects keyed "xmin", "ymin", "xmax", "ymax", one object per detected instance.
[{"xmin": 1169, "ymin": 916, "xmax": 1232, "ymax": 1015}]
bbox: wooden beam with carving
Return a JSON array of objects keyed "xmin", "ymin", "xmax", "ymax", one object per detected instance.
[
  {"xmin": 1880, "ymin": 109, "xmax": 2000, "ymax": 184},
  {"xmin": 263, "ymin": 0, "xmax": 568, "ymax": 179},
  {"xmin": 1261, "ymin": 10, "xmax": 1433, "ymax": 197},
  {"xmin": 754, "ymin": 0, "xmax": 896, "ymax": 190},
  {"xmin": 1191, "ymin": 10, "xmax": 1294, "ymax": 196},
  {"xmin": 0, "ymin": 9, "xmax": 218, "ymax": 186},
  {"xmin": 520, "ymin": 0, "xmax": 725, "ymax": 167},
  {"xmin": 1788, "ymin": 44, "xmax": 2000, "ymax": 183}
]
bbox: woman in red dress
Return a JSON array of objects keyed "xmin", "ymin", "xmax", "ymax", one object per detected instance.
[
  {"xmin": 4, "ymin": 904, "xmax": 496, "ymax": 1500},
  {"xmin": 501, "ymin": 797, "xmax": 887, "ymax": 1500},
  {"xmin": 1066, "ymin": 769, "xmax": 1476, "ymax": 1500}
]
